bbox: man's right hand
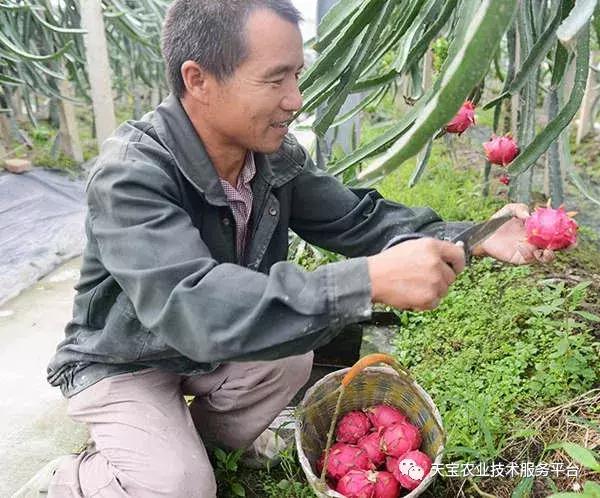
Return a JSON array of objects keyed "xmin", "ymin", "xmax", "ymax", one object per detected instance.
[{"xmin": 367, "ymin": 238, "xmax": 466, "ymax": 311}]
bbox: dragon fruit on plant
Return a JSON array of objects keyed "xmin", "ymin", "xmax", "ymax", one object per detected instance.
[
  {"xmin": 336, "ymin": 410, "xmax": 372, "ymax": 444},
  {"xmin": 445, "ymin": 101, "xmax": 476, "ymax": 135},
  {"xmin": 483, "ymin": 134, "xmax": 519, "ymax": 166},
  {"xmin": 525, "ymin": 204, "xmax": 578, "ymax": 251}
]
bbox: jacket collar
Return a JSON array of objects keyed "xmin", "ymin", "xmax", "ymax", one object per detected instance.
[{"xmin": 152, "ymin": 94, "xmax": 297, "ymax": 204}]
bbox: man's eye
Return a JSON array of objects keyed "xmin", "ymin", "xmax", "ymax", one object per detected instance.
[{"xmin": 270, "ymin": 79, "xmax": 284, "ymax": 85}]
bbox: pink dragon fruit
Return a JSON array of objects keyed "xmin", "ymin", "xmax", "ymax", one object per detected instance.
[
  {"xmin": 357, "ymin": 431, "xmax": 386, "ymax": 468},
  {"xmin": 365, "ymin": 404, "xmax": 408, "ymax": 430},
  {"xmin": 525, "ymin": 204, "xmax": 578, "ymax": 250},
  {"xmin": 380, "ymin": 422, "xmax": 421, "ymax": 457},
  {"xmin": 373, "ymin": 471, "xmax": 401, "ymax": 498},
  {"xmin": 336, "ymin": 410, "xmax": 372, "ymax": 444},
  {"xmin": 499, "ymin": 174, "xmax": 510, "ymax": 185},
  {"xmin": 445, "ymin": 101, "xmax": 476, "ymax": 135},
  {"xmin": 483, "ymin": 134, "xmax": 519, "ymax": 166},
  {"xmin": 336, "ymin": 469, "xmax": 376, "ymax": 497},
  {"xmin": 324, "ymin": 442, "xmax": 372, "ymax": 481},
  {"xmin": 387, "ymin": 450, "xmax": 432, "ymax": 490}
]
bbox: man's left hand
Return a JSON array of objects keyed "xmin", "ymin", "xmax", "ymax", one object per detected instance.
[{"xmin": 472, "ymin": 203, "xmax": 556, "ymax": 265}]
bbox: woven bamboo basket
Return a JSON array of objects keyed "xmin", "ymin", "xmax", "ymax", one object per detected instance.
[{"xmin": 294, "ymin": 354, "xmax": 445, "ymax": 497}]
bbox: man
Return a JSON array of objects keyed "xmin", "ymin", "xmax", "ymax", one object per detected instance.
[{"xmin": 19, "ymin": 1, "xmax": 555, "ymax": 497}]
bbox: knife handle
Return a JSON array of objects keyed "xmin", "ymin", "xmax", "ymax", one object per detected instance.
[
  {"xmin": 452, "ymin": 240, "xmax": 471, "ymax": 266},
  {"xmin": 383, "ymin": 233, "xmax": 470, "ymax": 269}
]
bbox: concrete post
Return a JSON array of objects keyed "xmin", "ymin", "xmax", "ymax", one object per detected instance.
[
  {"xmin": 10, "ymin": 88, "xmax": 25, "ymax": 123},
  {"xmin": 57, "ymin": 80, "xmax": 84, "ymax": 162},
  {"xmin": 0, "ymin": 114, "xmax": 11, "ymax": 146},
  {"xmin": 80, "ymin": 0, "xmax": 116, "ymax": 149}
]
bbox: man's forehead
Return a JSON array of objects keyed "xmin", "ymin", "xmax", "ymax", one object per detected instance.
[{"xmin": 243, "ymin": 9, "xmax": 304, "ymax": 66}]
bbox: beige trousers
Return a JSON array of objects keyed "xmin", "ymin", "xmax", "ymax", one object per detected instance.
[{"xmin": 48, "ymin": 352, "xmax": 313, "ymax": 497}]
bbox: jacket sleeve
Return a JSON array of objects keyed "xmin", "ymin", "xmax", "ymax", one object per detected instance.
[
  {"xmin": 289, "ymin": 141, "xmax": 472, "ymax": 257},
  {"xmin": 86, "ymin": 160, "xmax": 372, "ymax": 364}
]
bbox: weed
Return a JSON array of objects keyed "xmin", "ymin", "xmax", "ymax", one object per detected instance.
[
  {"xmin": 258, "ymin": 446, "xmax": 316, "ymax": 498},
  {"xmin": 213, "ymin": 448, "xmax": 247, "ymax": 497}
]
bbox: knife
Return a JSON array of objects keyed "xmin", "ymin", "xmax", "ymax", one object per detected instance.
[
  {"xmin": 451, "ymin": 214, "xmax": 513, "ymax": 265},
  {"xmin": 381, "ymin": 214, "xmax": 514, "ymax": 266}
]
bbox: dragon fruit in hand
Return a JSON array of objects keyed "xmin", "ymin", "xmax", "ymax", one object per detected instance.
[
  {"xmin": 336, "ymin": 410, "xmax": 372, "ymax": 444},
  {"xmin": 525, "ymin": 204, "xmax": 578, "ymax": 250},
  {"xmin": 380, "ymin": 422, "xmax": 421, "ymax": 457}
]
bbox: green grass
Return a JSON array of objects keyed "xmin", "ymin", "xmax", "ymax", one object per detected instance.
[
  {"xmin": 392, "ymin": 259, "xmax": 599, "ymax": 462},
  {"xmin": 375, "ymin": 141, "xmax": 503, "ymax": 221}
]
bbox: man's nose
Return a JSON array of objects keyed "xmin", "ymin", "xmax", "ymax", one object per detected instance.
[{"xmin": 281, "ymin": 83, "xmax": 303, "ymax": 112}]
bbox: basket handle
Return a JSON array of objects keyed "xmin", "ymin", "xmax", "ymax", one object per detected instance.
[{"xmin": 341, "ymin": 353, "xmax": 411, "ymax": 386}]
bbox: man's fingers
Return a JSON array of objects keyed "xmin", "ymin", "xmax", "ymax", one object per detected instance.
[
  {"xmin": 535, "ymin": 248, "xmax": 555, "ymax": 263},
  {"xmin": 512, "ymin": 203, "xmax": 530, "ymax": 220},
  {"xmin": 524, "ymin": 244, "xmax": 555, "ymax": 264},
  {"xmin": 440, "ymin": 261, "xmax": 457, "ymax": 288},
  {"xmin": 439, "ymin": 241, "xmax": 466, "ymax": 274},
  {"xmin": 493, "ymin": 202, "xmax": 530, "ymax": 220}
]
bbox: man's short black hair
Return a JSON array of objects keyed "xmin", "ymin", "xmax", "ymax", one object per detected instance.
[{"xmin": 161, "ymin": 0, "xmax": 303, "ymax": 98}]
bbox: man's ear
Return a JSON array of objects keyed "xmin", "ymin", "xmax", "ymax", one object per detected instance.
[{"xmin": 181, "ymin": 61, "xmax": 212, "ymax": 103}]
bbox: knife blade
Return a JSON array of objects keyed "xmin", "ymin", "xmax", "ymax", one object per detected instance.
[{"xmin": 451, "ymin": 214, "xmax": 513, "ymax": 264}]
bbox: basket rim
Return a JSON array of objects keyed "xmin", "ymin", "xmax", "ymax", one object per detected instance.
[{"xmin": 294, "ymin": 365, "xmax": 445, "ymax": 498}]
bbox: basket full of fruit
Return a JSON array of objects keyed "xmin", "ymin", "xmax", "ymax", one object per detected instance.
[{"xmin": 295, "ymin": 353, "xmax": 444, "ymax": 498}]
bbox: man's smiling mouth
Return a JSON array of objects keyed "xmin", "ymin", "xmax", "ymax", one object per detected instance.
[{"xmin": 271, "ymin": 119, "xmax": 292, "ymax": 129}]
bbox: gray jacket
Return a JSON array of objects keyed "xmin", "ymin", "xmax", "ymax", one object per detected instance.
[{"xmin": 47, "ymin": 95, "xmax": 469, "ymax": 398}]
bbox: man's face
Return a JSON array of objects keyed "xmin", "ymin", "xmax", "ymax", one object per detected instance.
[{"xmin": 203, "ymin": 9, "xmax": 304, "ymax": 154}]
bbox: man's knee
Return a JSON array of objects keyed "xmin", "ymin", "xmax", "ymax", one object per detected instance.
[
  {"xmin": 104, "ymin": 449, "xmax": 217, "ymax": 498},
  {"xmin": 157, "ymin": 464, "xmax": 217, "ymax": 498}
]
